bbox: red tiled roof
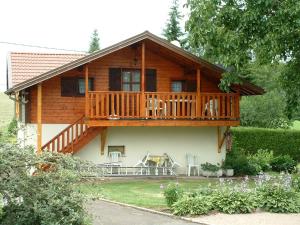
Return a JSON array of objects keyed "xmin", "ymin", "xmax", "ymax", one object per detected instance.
[{"xmin": 9, "ymin": 52, "xmax": 86, "ymax": 86}]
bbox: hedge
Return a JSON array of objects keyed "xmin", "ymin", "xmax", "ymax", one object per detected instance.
[{"xmin": 231, "ymin": 127, "xmax": 300, "ymax": 161}]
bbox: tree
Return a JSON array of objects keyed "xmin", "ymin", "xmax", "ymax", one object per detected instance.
[
  {"xmin": 0, "ymin": 143, "xmax": 90, "ymax": 225},
  {"xmin": 186, "ymin": 0, "xmax": 300, "ymax": 118},
  {"xmin": 163, "ymin": 0, "xmax": 184, "ymax": 45},
  {"xmin": 88, "ymin": 29, "xmax": 100, "ymax": 53}
]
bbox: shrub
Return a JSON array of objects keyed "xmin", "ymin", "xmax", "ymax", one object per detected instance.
[
  {"xmin": 292, "ymin": 176, "xmax": 300, "ymax": 191},
  {"xmin": 256, "ymin": 173, "xmax": 300, "ymax": 213},
  {"xmin": 0, "ymin": 143, "xmax": 90, "ymax": 225},
  {"xmin": 271, "ymin": 155, "xmax": 297, "ymax": 173},
  {"xmin": 201, "ymin": 162, "xmax": 220, "ymax": 172},
  {"xmin": 172, "ymin": 195, "xmax": 212, "ymax": 216},
  {"xmin": 231, "ymin": 127, "xmax": 300, "ymax": 161},
  {"xmin": 163, "ymin": 183, "xmax": 183, "ymax": 207},
  {"xmin": 7, "ymin": 118, "xmax": 18, "ymax": 136},
  {"xmin": 224, "ymin": 148, "xmax": 257, "ymax": 176},
  {"xmin": 247, "ymin": 149, "xmax": 274, "ymax": 172}
]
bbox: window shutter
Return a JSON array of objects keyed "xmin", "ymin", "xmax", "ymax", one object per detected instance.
[
  {"xmin": 186, "ymin": 80, "xmax": 197, "ymax": 92},
  {"xmin": 61, "ymin": 77, "xmax": 75, "ymax": 96},
  {"xmin": 145, "ymin": 69, "xmax": 157, "ymax": 92},
  {"xmin": 109, "ymin": 68, "xmax": 121, "ymax": 91}
]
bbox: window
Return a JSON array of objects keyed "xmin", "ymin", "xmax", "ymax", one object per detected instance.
[
  {"xmin": 171, "ymin": 81, "xmax": 184, "ymax": 92},
  {"xmin": 61, "ymin": 77, "xmax": 94, "ymax": 97},
  {"xmin": 108, "ymin": 146, "xmax": 125, "ymax": 156},
  {"xmin": 122, "ymin": 69, "xmax": 140, "ymax": 91}
]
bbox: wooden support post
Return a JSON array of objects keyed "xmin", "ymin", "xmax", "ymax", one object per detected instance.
[
  {"xmin": 100, "ymin": 127, "xmax": 107, "ymax": 156},
  {"xmin": 85, "ymin": 64, "xmax": 89, "ymax": 119},
  {"xmin": 15, "ymin": 91, "xmax": 20, "ymax": 120},
  {"xmin": 196, "ymin": 68, "xmax": 201, "ymax": 118},
  {"xmin": 140, "ymin": 42, "xmax": 145, "ymax": 118},
  {"xmin": 37, "ymin": 83, "xmax": 42, "ymax": 154},
  {"xmin": 218, "ymin": 126, "xmax": 230, "ymax": 153}
]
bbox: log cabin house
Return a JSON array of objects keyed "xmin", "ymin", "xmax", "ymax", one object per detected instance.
[{"xmin": 5, "ymin": 31, "xmax": 263, "ymax": 175}]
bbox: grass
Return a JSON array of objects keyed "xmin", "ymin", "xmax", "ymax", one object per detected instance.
[
  {"xmin": 78, "ymin": 178, "xmax": 221, "ymax": 210},
  {"xmin": 0, "ymin": 92, "xmax": 14, "ymax": 129},
  {"xmin": 292, "ymin": 121, "xmax": 300, "ymax": 130}
]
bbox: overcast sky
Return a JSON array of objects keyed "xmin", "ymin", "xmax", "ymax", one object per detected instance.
[{"xmin": 0, "ymin": 0, "xmax": 186, "ymax": 91}]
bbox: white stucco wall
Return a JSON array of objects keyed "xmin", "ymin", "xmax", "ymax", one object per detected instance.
[{"xmin": 18, "ymin": 123, "xmax": 226, "ymax": 175}]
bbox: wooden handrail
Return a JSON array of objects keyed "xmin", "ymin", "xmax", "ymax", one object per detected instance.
[
  {"xmin": 87, "ymin": 91, "xmax": 240, "ymax": 120},
  {"xmin": 41, "ymin": 115, "xmax": 87, "ymax": 153}
]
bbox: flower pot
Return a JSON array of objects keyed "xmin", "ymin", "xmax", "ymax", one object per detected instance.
[
  {"xmin": 202, "ymin": 169, "xmax": 223, "ymax": 177},
  {"xmin": 225, "ymin": 169, "xmax": 234, "ymax": 177}
]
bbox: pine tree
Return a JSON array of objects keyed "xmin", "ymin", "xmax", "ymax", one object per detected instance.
[
  {"xmin": 88, "ymin": 29, "xmax": 100, "ymax": 53},
  {"xmin": 163, "ymin": 0, "xmax": 184, "ymax": 43}
]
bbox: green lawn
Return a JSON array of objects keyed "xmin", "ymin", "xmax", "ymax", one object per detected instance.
[
  {"xmin": 292, "ymin": 121, "xmax": 300, "ymax": 130},
  {"xmin": 0, "ymin": 92, "xmax": 14, "ymax": 129},
  {"xmin": 78, "ymin": 178, "xmax": 221, "ymax": 210}
]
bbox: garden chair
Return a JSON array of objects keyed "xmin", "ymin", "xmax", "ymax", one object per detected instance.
[
  {"xmin": 107, "ymin": 151, "xmax": 122, "ymax": 174},
  {"xmin": 134, "ymin": 153, "xmax": 150, "ymax": 175},
  {"xmin": 186, "ymin": 154, "xmax": 200, "ymax": 176},
  {"xmin": 167, "ymin": 154, "xmax": 181, "ymax": 175}
]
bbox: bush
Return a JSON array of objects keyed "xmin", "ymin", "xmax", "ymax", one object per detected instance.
[
  {"xmin": 224, "ymin": 148, "xmax": 257, "ymax": 176},
  {"xmin": 292, "ymin": 176, "xmax": 300, "ymax": 191},
  {"xmin": 271, "ymin": 155, "xmax": 297, "ymax": 173},
  {"xmin": 201, "ymin": 162, "xmax": 220, "ymax": 172},
  {"xmin": 7, "ymin": 118, "xmax": 18, "ymax": 136},
  {"xmin": 172, "ymin": 196, "xmax": 212, "ymax": 216},
  {"xmin": 247, "ymin": 149, "xmax": 274, "ymax": 172},
  {"xmin": 232, "ymin": 127, "xmax": 300, "ymax": 161},
  {"xmin": 0, "ymin": 143, "xmax": 90, "ymax": 225},
  {"xmin": 163, "ymin": 183, "xmax": 183, "ymax": 207}
]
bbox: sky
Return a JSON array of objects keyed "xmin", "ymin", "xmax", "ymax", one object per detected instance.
[{"xmin": 0, "ymin": 0, "xmax": 186, "ymax": 91}]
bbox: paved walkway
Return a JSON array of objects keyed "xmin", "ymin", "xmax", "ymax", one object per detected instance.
[{"xmin": 87, "ymin": 200, "xmax": 198, "ymax": 225}]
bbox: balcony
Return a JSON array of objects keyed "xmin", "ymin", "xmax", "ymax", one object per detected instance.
[{"xmin": 86, "ymin": 91, "xmax": 240, "ymax": 127}]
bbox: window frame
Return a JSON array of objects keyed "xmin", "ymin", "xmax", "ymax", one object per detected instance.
[
  {"xmin": 107, "ymin": 145, "xmax": 125, "ymax": 156},
  {"xmin": 61, "ymin": 77, "xmax": 94, "ymax": 97},
  {"xmin": 121, "ymin": 69, "xmax": 141, "ymax": 92},
  {"xmin": 171, "ymin": 80, "xmax": 185, "ymax": 92}
]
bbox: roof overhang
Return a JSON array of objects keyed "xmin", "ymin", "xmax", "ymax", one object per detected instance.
[{"xmin": 5, "ymin": 31, "xmax": 264, "ymax": 96}]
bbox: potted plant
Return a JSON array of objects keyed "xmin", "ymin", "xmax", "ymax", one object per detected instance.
[
  {"xmin": 201, "ymin": 162, "xmax": 222, "ymax": 177},
  {"xmin": 222, "ymin": 158, "xmax": 234, "ymax": 177}
]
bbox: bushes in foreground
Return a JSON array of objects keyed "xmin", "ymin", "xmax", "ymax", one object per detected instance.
[{"xmin": 165, "ymin": 174, "xmax": 300, "ymax": 216}]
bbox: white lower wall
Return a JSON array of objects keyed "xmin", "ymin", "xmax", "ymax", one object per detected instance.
[{"xmin": 18, "ymin": 124, "xmax": 226, "ymax": 175}]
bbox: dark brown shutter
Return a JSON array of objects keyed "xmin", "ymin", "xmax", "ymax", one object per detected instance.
[
  {"xmin": 109, "ymin": 68, "xmax": 121, "ymax": 91},
  {"xmin": 61, "ymin": 77, "xmax": 75, "ymax": 96},
  {"xmin": 186, "ymin": 80, "xmax": 197, "ymax": 92},
  {"xmin": 145, "ymin": 69, "xmax": 157, "ymax": 92}
]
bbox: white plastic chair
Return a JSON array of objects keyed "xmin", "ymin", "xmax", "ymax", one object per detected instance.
[
  {"xmin": 108, "ymin": 151, "xmax": 122, "ymax": 174},
  {"xmin": 186, "ymin": 154, "xmax": 200, "ymax": 176},
  {"xmin": 205, "ymin": 99, "xmax": 218, "ymax": 118},
  {"xmin": 167, "ymin": 154, "xmax": 181, "ymax": 175},
  {"xmin": 135, "ymin": 153, "xmax": 150, "ymax": 175}
]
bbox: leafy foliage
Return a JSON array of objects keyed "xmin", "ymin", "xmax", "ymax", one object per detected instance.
[
  {"xmin": 172, "ymin": 195, "xmax": 212, "ymax": 216},
  {"xmin": 247, "ymin": 149, "xmax": 273, "ymax": 172},
  {"xmin": 232, "ymin": 127, "xmax": 300, "ymax": 161},
  {"xmin": 0, "ymin": 143, "xmax": 90, "ymax": 225},
  {"xmin": 256, "ymin": 174, "xmax": 300, "ymax": 213},
  {"xmin": 201, "ymin": 162, "xmax": 220, "ymax": 172},
  {"xmin": 7, "ymin": 118, "xmax": 18, "ymax": 136},
  {"xmin": 163, "ymin": 0, "xmax": 185, "ymax": 46},
  {"xmin": 163, "ymin": 183, "xmax": 183, "ymax": 207},
  {"xmin": 270, "ymin": 155, "xmax": 297, "ymax": 173},
  {"xmin": 185, "ymin": 0, "xmax": 300, "ymax": 115},
  {"xmin": 88, "ymin": 29, "xmax": 100, "ymax": 53}
]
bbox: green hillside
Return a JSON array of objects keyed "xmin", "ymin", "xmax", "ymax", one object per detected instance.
[{"xmin": 0, "ymin": 92, "xmax": 14, "ymax": 129}]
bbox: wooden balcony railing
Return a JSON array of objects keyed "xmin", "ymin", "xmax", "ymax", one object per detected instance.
[{"xmin": 87, "ymin": 91, "xmax": 240, "ymax": 120}]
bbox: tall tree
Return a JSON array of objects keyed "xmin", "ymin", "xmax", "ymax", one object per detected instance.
[
  {"xmin": 163, "ymin": 0, "xmax": 184, "ymax": 44},
  {"xmin": 88, "ymin": 29, "xmax": 100, "ymax": 53},
  {"xmin": 186, "ymin": 0, "xmax": 300, "ymax": 118}
]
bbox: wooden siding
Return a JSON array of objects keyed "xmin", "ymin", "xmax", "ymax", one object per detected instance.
[{"xmin": 29, "ymin": 46, "xmax": 223, "ymax": 124}]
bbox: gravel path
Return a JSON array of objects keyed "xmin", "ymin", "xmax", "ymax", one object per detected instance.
[
  {"xmin": 87, "ymin": 200, "xmax": 198, "ymax": 225},
  {"xmin": 191, "ymin": 212, "xmax": 300, "ymax": 225}
]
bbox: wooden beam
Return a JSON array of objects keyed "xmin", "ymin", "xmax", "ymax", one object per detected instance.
[
  {"xmin": 140, "ymin": 42, "xmax": 146, "ymax": 117},
  {"xmin": 100, "ymin": 127, "xmax": 107, "ymax": 156},
  {"xmin": 196, "ymin": 68, "xmax": 201, "ymax": 118},
  {"xmin": 37, "ymin": 83, "xmax": 42, "ymax": 154},
  {"xmin": 218, "ymin": 126, "xmax": 230, "ymax": 153},
  {"xmin": 85, "ymin": 64, "xmax": 89, "ymax": 118},
  {"xmin": 88, "ymin": 119, "xmax": 239, "ymax": 127},
  {"xmin": 15, "ymin": 91, "xmax": 20, "ymax": 120}
]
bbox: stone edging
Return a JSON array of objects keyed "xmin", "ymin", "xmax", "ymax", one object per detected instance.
[{"xmin": 98, "ymin": 198, "xmax": 210, "ymax": 225}]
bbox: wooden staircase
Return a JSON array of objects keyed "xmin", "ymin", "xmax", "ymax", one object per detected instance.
[{"xmin": 41, "ymin": 116, "xmax": 103, "ymax": 154}]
